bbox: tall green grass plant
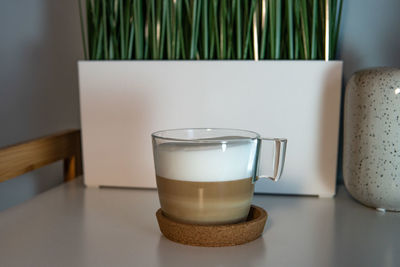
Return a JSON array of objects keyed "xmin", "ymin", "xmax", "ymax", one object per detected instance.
[{"xmin": 79, "ymin": 0, "xmax": 342, "ymax": 60}]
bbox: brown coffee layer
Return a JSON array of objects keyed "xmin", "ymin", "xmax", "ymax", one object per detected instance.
[{"xmin": 156, "ymin": 176, "xmax": 254, "ymax": 225}]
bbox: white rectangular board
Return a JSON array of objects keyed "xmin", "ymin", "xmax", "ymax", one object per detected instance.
[{"xmin": 78, "ymin": 61, "xmax": 342, "ymax": 197}]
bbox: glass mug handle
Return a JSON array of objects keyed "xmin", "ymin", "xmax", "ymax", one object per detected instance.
[{"xmin": 256, "ymin": 138, "xmax": 288, "ymax": 182}]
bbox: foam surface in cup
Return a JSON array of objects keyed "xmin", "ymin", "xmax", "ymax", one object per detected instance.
[{"xmin": 154, "ymin": 141, "xmax": 257, "ymax": 182}]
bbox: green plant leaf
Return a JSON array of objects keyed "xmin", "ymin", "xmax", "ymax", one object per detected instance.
[
  {"xmin": 243, "ymin": 0, "xmax": 257, "ymax": 59},
  {"xmin": 274, "ymin": 0, "xmax": 281, "ymax": 59},
  {"xmin": 299, "ymin": 0, "xmax": 310, "ymax": 59},
  {"xmin": 260, "ymin": 0, "xmax": 268, "ymax": 59},
  {"xmin": 311, "ymin": 0, "xmax": 318, "ymax": 59},
  {"xmin": 235, "ymin": 0, "xmax": 242, "ymax": 59},
  {"xmin": 133, "ymin": 0, "xmax": 144, "ymax": 59},
  {"xmin": 268, "ymin": 0, "xmax": 275, "ymax": 59},
  {"xmin": 286, "ymin": 0, "xmax": 294, "ymax": 59},
  {"xmin": 211, "ymin": 0, "xmax": 220, "ymax": 59},
  {"xmin": 332, "ymin": 0, "xmax": 342, "ymax": 59},
  {"xmin": 202, "ymin": 0, "xmax": 209, "ymax": 59},
  {"xmin": 189, "ymin": 0, "xmax": 201, "ymax": 59}
]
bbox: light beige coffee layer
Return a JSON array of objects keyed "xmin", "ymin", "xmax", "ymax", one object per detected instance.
[{"xmin": 156, "ymin": 176, "xmax": 254, "ymax": 225}]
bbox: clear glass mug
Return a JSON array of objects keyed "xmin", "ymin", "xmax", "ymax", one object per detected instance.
[{"xmin": 152, "ymin": 128, "xmax": 287, "ymax": 225}]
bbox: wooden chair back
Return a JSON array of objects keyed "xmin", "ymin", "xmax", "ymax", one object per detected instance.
[{"xmin": 0, "ymin": 130, "xmax": 82, "ymax": 183}]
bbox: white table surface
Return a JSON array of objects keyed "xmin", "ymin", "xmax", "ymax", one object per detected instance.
[{"xmin": 0, "ymin": 177, "xmax": 399, "ymax": 267}]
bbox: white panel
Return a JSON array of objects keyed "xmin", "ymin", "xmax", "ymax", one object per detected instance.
[{"xmin": 78, "ymin": 61, "xmax": 342, "ymax": 197}]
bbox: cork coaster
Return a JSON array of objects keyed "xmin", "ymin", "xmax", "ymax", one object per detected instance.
[{"xmin": 156, "ymin": 205, "xmax": 267, "ymax": 247}]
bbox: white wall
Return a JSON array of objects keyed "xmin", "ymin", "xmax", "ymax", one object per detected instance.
[{"xmin": 0, "ymin": 0, "xmax": 399, "ymax": 210}]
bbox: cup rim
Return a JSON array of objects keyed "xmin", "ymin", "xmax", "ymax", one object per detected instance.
[{"xmin": 151, "ymin": 128, "xmax": 260, "ymax": 143}]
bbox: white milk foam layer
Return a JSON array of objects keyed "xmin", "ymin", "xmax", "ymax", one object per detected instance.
[{"xmin": 154, "ymin": 141, "xmax": 258, "ymax": 182}]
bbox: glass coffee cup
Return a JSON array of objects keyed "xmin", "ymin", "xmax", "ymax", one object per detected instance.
[{"xmin": 152, "ymin": 128, "xmax": 287, "ymax": 225}]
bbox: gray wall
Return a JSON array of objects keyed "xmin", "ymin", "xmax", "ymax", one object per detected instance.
[
  {"xmin": 0, "ymin": 0, "xmax": 82, "ymax": 210},
  {"xmin": 1, "ymin": 0, "xmax": 399, "ymax": 210},
  {"xmin": 336, "ymin": 0, "xmax": 400, "ymax": 182},
  {"xmin": 338, "ymin": 0, "xmax": 400, "ymax": 83}
]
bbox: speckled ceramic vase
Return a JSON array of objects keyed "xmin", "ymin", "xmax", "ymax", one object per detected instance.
[{"xmin": 343, "ymin": 67, "xmax": 400, "ymax": 211}]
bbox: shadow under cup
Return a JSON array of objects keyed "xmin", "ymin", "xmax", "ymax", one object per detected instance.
[{"xmin": 152, "ymin": 128, "xmax": 260, "ymax": 225}]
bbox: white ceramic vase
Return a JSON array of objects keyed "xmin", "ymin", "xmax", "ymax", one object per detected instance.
[{"xmin": 343, "ymin": 67, "xmax": 400, "ymax": 211}]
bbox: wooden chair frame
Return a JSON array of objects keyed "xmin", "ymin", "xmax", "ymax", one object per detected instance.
[{"xmin": 0, "ymin": 130, "xmax": 83, "ymax": 183}]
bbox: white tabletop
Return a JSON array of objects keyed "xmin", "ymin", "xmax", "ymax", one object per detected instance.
[{"xmin": 0, "ymin": 177, "xmax": 399, "ymax": 267}]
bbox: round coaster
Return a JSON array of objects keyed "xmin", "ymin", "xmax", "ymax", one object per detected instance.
[{"xmin": 156, "ymin": 205, "xmax": 268, "ymax": 247}]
